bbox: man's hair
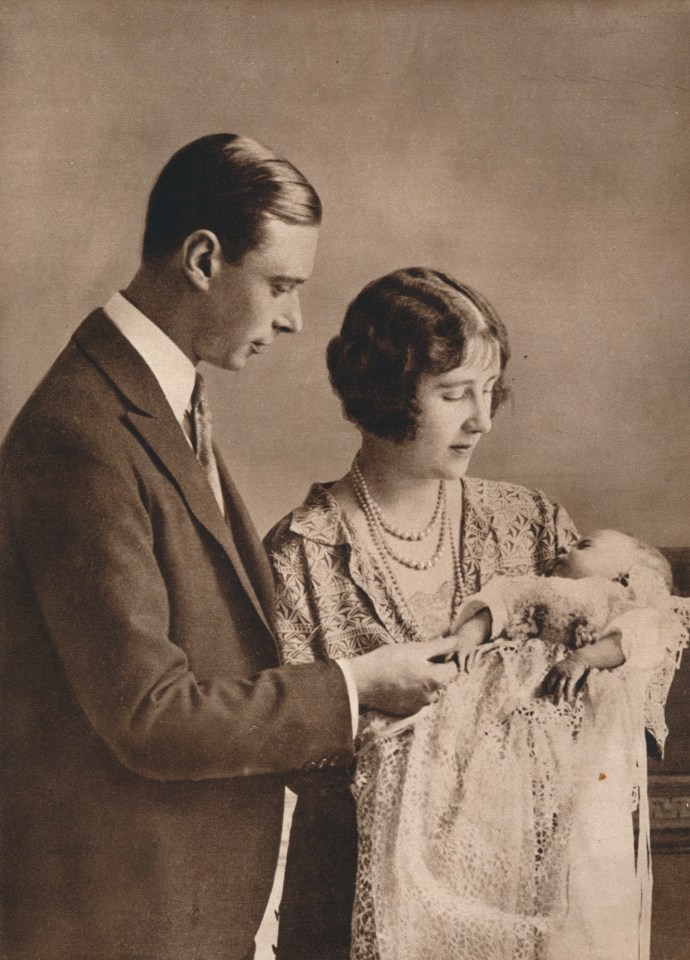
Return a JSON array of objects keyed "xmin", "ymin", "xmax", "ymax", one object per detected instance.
[
  {"xmin": 327, "ymin": 267, "xmax": 511, "ymax": 443},
  {"xmin": 142, "ymin": 133, "xmax": 322, "ymax": 264}
]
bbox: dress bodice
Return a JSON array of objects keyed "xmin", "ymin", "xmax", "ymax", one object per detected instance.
[{"xmin": 407, "ymin": 581, "xmax": 456, "ymax": 639}]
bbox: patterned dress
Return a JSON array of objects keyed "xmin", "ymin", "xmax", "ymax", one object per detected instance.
[{"xmin": 265, "ymin": 477, "xmax": 578, "ymax": 960}]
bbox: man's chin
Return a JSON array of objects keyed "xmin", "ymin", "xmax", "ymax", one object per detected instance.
[{"xmin": 214, "ymin": 353, "xmax": 247, "ymax": 372}]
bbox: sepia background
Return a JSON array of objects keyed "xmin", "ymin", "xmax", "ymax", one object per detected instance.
[
  {"xmin": 2, "ymin": 1, "xmax": 689, "ymax": 957},
  {"xmin": 2, "ymin": 0, "xmax": 688, "ymax": 546}
]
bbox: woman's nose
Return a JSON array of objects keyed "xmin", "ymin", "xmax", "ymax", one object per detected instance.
[{"xmin": 466, "ymin": 393, "xmax": 492, "ymax": 434}]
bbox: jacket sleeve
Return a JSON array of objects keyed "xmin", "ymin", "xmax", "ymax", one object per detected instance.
[{"xmin": 3, "ymin": 419, "xmax": 354, "ymax": 782}]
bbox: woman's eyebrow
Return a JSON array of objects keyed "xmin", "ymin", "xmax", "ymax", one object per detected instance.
[{"xmin": 436, "ymin": 373, "xmax": 498, "ymax": 389}]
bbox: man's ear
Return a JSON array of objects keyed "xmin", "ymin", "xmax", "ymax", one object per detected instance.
[{"xmin": 182, "ymin": 230, "xmax": 223, "ymax": 290}]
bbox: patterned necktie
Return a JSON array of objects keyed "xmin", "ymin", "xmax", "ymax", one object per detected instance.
[{"xmin": 190, "ymin": 373, "xmax": 225, "ymax": 514}]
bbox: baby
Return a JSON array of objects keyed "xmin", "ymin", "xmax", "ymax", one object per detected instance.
[
  {"xmin": 451, "ymin": 529, "xmax": 675, "ymax": 707},
  {"xmin": 354, "ymin": 531, "xmax": 688, "ymax": 960}
]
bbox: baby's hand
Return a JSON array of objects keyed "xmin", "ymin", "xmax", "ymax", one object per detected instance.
[{"xmin": 542, "ymin": 654, "xmax": 590, "ymax": 705}]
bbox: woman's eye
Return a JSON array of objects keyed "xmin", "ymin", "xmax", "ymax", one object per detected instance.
[{"xmin": 441, "ymin": 382, "xmax": 495, "ymax": 402}]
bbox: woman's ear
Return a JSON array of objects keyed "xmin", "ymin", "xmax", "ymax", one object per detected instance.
[{"xmin": 182, "ymin": 230, "xmax": 223, "ymax": 291}]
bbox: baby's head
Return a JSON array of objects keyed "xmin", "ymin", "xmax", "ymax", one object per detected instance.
[{"xmin": 553, "ymin": 529, "xmax": 672, "ymax": 593}]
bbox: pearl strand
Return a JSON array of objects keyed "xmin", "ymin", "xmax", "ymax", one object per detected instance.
[
  {"xmin": 351, "ymin": 476, "xmax": 423, "ymax": 633},
  {"xmin": 447, "ymin": 508, "xmax": 465, "ymax": 624},
  {"xmin": 352, "ymin": 473, "xmax": 464, "ymax": 635},
  {"xmin": 352, "ymin": 453, "xmax": 444, "ymax": 542},
  {"xmin": 351, "ymin": 465, "xmax": 447, "ymax": 571}
]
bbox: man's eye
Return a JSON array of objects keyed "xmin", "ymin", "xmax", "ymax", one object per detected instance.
[{"xmin": 272, "ymin": 283, "xmax": 293, "ymax": 296}]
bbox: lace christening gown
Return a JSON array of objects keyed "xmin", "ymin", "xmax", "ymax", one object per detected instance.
[{"xmin": 353, "ymin": 576, "xmax": 690, "ymax": 960}]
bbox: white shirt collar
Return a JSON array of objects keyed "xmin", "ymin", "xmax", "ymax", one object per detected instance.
[{"xmin": 103, "ymin": 292, "xmax": 196, "ymax": 422}]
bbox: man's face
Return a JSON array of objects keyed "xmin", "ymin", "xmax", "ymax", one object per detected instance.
[{"xmin": 192, "ymin": 217, "xmax": 319, "ymax": 370}]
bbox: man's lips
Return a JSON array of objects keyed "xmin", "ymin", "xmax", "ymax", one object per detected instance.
[{"xmin": 450, "ymin": 442, "xmax": 477, "ymax": 454}]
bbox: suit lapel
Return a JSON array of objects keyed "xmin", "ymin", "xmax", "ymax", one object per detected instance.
[
  {"xmin": 74, "ymin": 310, "xmax": 273, "ymax": 634},
  {"xmin": 215, "ymin": 451, "xmax": 275, "ymax": 623}
]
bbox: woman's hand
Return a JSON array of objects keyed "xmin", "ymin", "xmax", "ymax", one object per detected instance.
[
  {"xmin": 452, "ymin": 629, "xmax": 484, "ymax": 673},
  {"xmin": 450, "ymin": 608, "xmax": 493, "ymax": 673},
  {"xmin": 541, "ymin": 653, "xmax": 590, "ymax": 705}
]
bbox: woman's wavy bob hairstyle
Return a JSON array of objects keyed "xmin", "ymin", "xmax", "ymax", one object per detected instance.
[{"xmin": 327, "ymin": 267, "xmax": 511, "ymax": 443}]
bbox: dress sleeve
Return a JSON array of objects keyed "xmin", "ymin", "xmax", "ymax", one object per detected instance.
[
  {"xmin": 265, "ymin": 525, "xmax": 322, "ymax": 665},
  {"xmin": 452, "ymin": 576, "xmax": 531, "ymax": 638},
  {"xmin": 535, "ymin": 490, "xmax": 580, "ymax": 573},
  {"xmin": 551, "ymin": 497, "xmax": 579, "ymax": 552}
]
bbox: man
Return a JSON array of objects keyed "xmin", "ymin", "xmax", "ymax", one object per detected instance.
[{"xmin": 0, "ymin": 134, "xmax": 456, "ymax": 960}]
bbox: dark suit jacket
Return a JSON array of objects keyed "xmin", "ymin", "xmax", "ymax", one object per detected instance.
[{"xmin": 0, "ymin": 310, "xmax": 353, "ymax": 960}]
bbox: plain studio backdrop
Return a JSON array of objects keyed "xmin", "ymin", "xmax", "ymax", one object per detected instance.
[{"xmin": 2, "ymin": 0, "xmax": 689, "ymax": 546}]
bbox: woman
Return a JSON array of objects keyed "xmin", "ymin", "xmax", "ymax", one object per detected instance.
[{"xmin": 265, "ymin": 268, "xmax": 579, "ymax": 960}]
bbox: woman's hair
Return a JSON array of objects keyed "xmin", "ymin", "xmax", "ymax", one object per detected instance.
[
  {"xmin": 142, "ymin": 133, "xmax": 322, "ymax": 265},
  {"xmin": 327, "ymin": 267, "xmax": 511, "ymax": 442}
]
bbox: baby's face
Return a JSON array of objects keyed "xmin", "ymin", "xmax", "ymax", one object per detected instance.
[{"xmin": 553, "ymin": 530, "xmax": 637, "ymax": 581}]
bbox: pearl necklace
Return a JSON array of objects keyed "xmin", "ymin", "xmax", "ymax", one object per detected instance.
[
  {"xmin": 352, "ymin": 479, "xmax": 465, "ymax": 631},
  {"xmin": 352, "ymin": 465, "xmax": 447, "ymax": 571},
  {"xmin": 352, "ymin": 454, "xmax": 444, "ymax": 542}
]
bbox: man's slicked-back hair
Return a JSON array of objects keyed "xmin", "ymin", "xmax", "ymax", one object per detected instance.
[{"xmin": 142, "ymin": 133, "xmax": 322, "ymax": 264}]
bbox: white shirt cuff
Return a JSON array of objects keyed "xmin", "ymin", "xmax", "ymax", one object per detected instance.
[{"xmin": 335, "ymin": 659, "xmax": 359, "ymax": 739}]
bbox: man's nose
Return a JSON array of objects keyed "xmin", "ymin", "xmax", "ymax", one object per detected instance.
[{"xmin": 275, "ymin": 292, "xmax": 303, "ymax": 334}]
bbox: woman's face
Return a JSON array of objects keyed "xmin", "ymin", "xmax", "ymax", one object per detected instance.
[{"xmin": 393, "ymin": 338, "xmax": 501, "ymax": 481}]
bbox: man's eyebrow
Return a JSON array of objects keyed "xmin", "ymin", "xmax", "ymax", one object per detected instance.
[{"xmin": 270, "ymin": 274, "xmax": 307, "ymax": 285}]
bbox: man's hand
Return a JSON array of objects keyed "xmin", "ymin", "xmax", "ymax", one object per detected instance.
[
  {"xmin": 542, "ymin": 653, "xmax": 590, "ymax": 705},
  {"xmin": 349, "ymin": 637, "xmax": 459, "ymax": 716}
]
